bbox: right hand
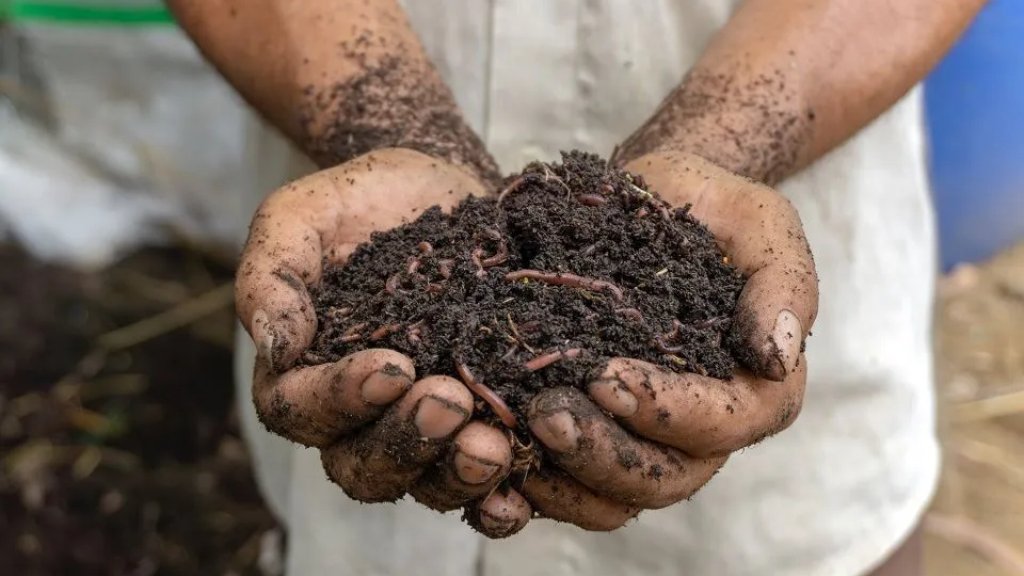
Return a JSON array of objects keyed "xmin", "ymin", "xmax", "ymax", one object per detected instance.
[{"xmin": 236, "ymin": 148, "xmax": 531, "ymax": 537}]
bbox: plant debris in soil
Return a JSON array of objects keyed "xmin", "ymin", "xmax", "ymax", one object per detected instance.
[{"xmin": 307, "ymin": 151, "xmax": 747, "ymax": 428}]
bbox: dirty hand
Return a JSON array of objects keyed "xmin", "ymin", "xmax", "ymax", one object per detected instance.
[
  {"xmin": 522, "ymin": 151, "xmax": 819, "ymax": 529},
  {"xmin": 236, "ymin": 148, "xmax": 529, "ymax": 536}
]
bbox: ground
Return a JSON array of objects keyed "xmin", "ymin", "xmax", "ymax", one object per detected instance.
[{"xmin": 0, "ymin": 240, "xmax": 1021, "ymax": 575}]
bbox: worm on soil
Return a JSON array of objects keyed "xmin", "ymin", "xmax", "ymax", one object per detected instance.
[
  {"xmin": 385, "ymin": 273, "xmax": 402, "ymax": 295},
  {"xmin": 480, "ymin": 241, "xmax": 509, "ymax": 267},
  {"xmin": 497, "ymin": 175, "xmax": 529, "ymax": 205},
  {"xmin": 615, "ymin": 307, "xmax": 644, "ymax": 322},
  {"xmin": 455, "ymin": 360, "xmax": 517, "ymax": 428},
  {"xmin": 370, "ymin": 323, "xmax": 402, "ymax": 341},
  {"xmin": 505, "ymin": 269, "xmax": 625, "ymax": 302},
  {"xmin": 653, "ymin": 337, "xmax": 686, "ymax": 354},
  {"xmin": 577, "ymin": 194, "xmax": 607, "ymax": 207},
  {"xmin": 436, "ymin": 259, "xmax": 453, "ymax": 279},
  {"xmin": 406, "ymin": 320, "xmax": 425, "ymax": 344},
  {"xmin": 524, "ymin": 348, "xmax": 582, "ymax": 372},
  {"xmin": 341, "ymin": 322, "xmax": 368, "ymax": 343}
]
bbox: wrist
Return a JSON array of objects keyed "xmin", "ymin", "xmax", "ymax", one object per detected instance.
[
  {"xmin": 614, "ymin": 65, "xmax": 815, "ymax": 186},
  {"xmin": 297, "ymin": 54, "xmax": 500, "ymax": 186}
]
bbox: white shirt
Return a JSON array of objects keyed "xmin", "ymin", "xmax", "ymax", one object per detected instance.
[{"xmin": 235, "ymin": 2, "xmax": 940, "ymax": 574}]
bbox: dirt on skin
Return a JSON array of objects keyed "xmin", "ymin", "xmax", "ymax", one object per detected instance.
[{"xmin": 307, "ymin": 151, "xmax": 747, "ymax": 429}]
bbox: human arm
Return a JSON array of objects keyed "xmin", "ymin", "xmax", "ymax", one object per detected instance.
[
  {"xmin": 169, "ymin": 1, "xmax": 528, "ymax": 536},
  {"xmin": 530, "ymin": 0, "xmax": 987, "ymax": 528},
  {"xmin": 166, "ymin": 0, "xmax": 498, "ymax": 181}
]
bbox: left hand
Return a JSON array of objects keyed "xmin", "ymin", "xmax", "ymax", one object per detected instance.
[{"xmin": 520, "ymin": 151, "xmax": 819, "ymax": 529}]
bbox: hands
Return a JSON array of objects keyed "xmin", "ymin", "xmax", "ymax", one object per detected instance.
[
  {"xmin": 236, "ymin": 149, "xmax": 529, "ymax": 537},
  {"xmin": 237, "ymin": 148, "xmax": 817, "ymax": 538},
  {"xmin": 519, "ymin": 151, "xmax": 819, "ymax": 529}
]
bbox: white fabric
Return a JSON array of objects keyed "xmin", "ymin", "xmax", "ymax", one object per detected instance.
[
  {"xmin": 235, "ymin": 1, "xmax": 940, "ymax": 575},
  {"xmin": 0, "ymin": 24, "xmax": 247, "ymax": 267}
]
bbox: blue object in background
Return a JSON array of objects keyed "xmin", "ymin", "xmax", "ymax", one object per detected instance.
[{"xmin": 925, "ymin": 0, "xmax": 1024, "ymax": 270}]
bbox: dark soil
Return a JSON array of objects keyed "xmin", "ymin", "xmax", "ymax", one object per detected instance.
[
  {"xmin": 308, "ymin": 151, "xmax": 746, "ymax": 427},
  {"xmin": 0, "ymin": 244, "xmax": 277, "ymax": 576}
]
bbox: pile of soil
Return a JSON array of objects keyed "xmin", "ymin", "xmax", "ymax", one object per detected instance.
[{"xmin": 308, "ymin": 151, "xmax": 746, "ymax": 428}]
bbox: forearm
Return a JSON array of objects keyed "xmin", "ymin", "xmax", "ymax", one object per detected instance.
[
  {"xmin": 615, "ymin": 0, "xmax": 987, "ymax": 185},
  {"xmin": 167, "ymin": 0, "xmax": 499, "ymax": 183}
]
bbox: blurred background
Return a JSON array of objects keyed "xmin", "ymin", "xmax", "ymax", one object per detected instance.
[{"xmin": 0, "ymin": 1, "xmax": 1022, "ymax": 575}]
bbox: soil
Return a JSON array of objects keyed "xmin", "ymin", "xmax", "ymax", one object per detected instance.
[
  {"xmin": 0, "ymin": 244, "xmax": 277, "ymax": 576},
  {"xmin": 308, "ymin": 151, "xmax": 747, "ymax": 428}
]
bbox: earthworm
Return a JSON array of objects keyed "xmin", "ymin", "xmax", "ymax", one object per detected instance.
[
  {"xmin": 341, "ymin": 322, "xmax": 368, "ymax": 343},
  {"xmin": 455, "ymin": 360, "xmax": 517, "ymax": 428},
  {"xmin": 497, "ymin": 175, "xmax": 529, "ymax": 205},
  {"xmin": 480, "ymin": 240, "xmax": 509, "ymax": 267},
  {"xmin": 499, "ymin": 345, "xmax": 519, "ymax": 363},
  {"xmin": 426, "ymin": 282, "xmax": 445, "ymax": 294},
  {"xmin": 328, "ymin": 306, "xmax": 353, "ymax": 318},
  {"xmin": 615, "ymin": 307, "xmax": 644, "ymax": 322},
  {"xmin": 636, "ymin": 207, "xmax": 649, "ymax": 218},
  {"xmin": 385, "ymin": 273, "xmax": 402, "ymax": 295},
  {"xmin": 407, "ymin": 257, "xmax": 421, "ymax": 275},
  {"xmin": 505, "ymin": 269, "xmax": 625, "ymax": 302},
  {"xmin": 370, "ymin": 323, "xmax": 402, "ymax": 341},
  {"xmin": 471, "ymin": 247, "xmax": 486, "ymax": 278},
  {"xmin": 577, "ymin": 194, "xmax": 607, "ymax": 207},
  {"xmin": 407, "ymin": 320, "xmax": 425, "ymax": 344},
  {"xmin": 524, "ymin": 348, "xmax": 582, "ymax": 372},
  {"xmin": 437, "ymin": 259, "xmax": 453, "ymax": 279},
  {"xmin": 653, "ymin": 337, "xmax": 686, "ymax": 354}
]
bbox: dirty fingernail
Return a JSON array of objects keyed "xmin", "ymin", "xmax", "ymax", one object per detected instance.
[
  {"xmin": 251, "ymin": 310, "xmax": 274, "ymax": 362},
  {"xmin": 770, "ymin": 309, "xmax": 803, "ymax": 379},
  {"xmin": 454, "ymin": 451, "xmax": 501, "ymax": 485},
  {"xmin": 360, "ymin": 369, "xmax": 412, "ymax": 406},
  {"xmin": 530, "ymin": 411, "xmax": 579, "ymax": 453},
  {"xmin": 415, "ymin": 396, "xmax": 468, "ymax": 439},
  {"xmin": 480, "ymin": 509, "xmax": 515, "ymax": 535},
  {"xmin": 588, "ymin": 379, "xmax": 638, "ymax": 417}
]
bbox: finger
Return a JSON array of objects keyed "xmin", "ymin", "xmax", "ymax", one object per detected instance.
[
  {"xmin": 521, "ymin": 468, "xmax": 639, "ymax": 531},
  {"xmin": 321, "ymin": 375, "xmax": 473, "ymax": 503},
  {"xmin": 528, "ymin": 387, "xmax": 726, "ymax": 509},
  {"xmin": 252, "ymin": 349, "xmax": 414, "ymax": 447},
  {"xmin": 409, "ymin": 422, "xmax": 513, "ymax": 512},
  {"xmin": 236, "ymin": 179, "xmax": 325, "ymax": 372},
  {"xmin": 589, "ymin": 357, "xmax": 806, "ymax": 458},
  {"xmin": 469, "ymin": 488, "xmax": 532, "ymax": 539},
  {"xmin": 626, "ymin": 152, "xmax": 818, "ymax": 380},
  {"xmin": 236, "ymin": 149, "xmax": 485, "ymax": 371}
]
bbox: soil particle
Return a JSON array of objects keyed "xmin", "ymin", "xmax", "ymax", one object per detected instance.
[
  {"xmin": 308, "ymin": 151, "xmax": 747, "ymax": 427},
  {"xmin": 299, "ymin": 32, "xmax": 500, "ymax": 184},
  {"xmin": 613, "ymin": 66, "xmax": 812, "ymax": 185}
]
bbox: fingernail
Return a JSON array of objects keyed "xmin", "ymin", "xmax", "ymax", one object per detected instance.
[
  {"xmin": 770, "ymin": 309, "xmax": 803, "ymax": 379},
  {"xmin": 480, "ymin": 510, "xmax": 515, "ymax": 535},
  {"xmin": 453, "ymin": 451, "xmax": 501, "ymax": 485},
  {"xmin": 415, "ymin": 396, "xmax": 468, "ymax": 439},
  {"xmin": 588, "ymin": 379, "xmax": 638, "ymax": 417},
  {"xmin": 530, "ymin": 411, "xmax": 579, "ymax": 453},
  {"xmin": 251, "ymin": 309, "xmax": 274, "ymax": 362},
  {"xmin": 360, "ymin": 368, "xmax": 412, "ymax": 406}
]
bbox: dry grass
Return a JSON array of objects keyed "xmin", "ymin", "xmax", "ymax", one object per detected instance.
[{"xmin": 927, "ymin": 242, "xmax": 1024, "ymax": 575}]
